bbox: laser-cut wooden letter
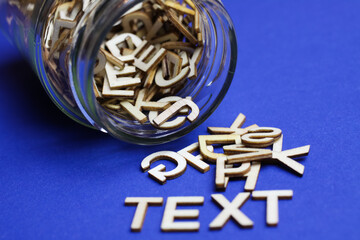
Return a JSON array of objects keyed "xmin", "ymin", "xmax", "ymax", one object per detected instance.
[
  {"xmin": 141, "ymin": 151, "xmax": 187, "ymax": 184},
  {"xmin": 125, "ymin": 197, "xmax": 163, "ymax": 232}
]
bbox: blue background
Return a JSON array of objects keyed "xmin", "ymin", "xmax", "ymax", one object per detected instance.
[{"xmin": 0, "ymin": 0, "xmax": 359, "ymax": 239}]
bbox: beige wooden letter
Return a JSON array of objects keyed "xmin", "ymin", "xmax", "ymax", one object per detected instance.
[
  {"xmin": 119, "ymin": 101, "xmax": 147, "ymax": 124},
  {"xmin": 146, "ymin": 16, "xmax": 165, "ymax": 40},
  {"xmin": 208, "ymin": 113, "xmax": 258, "ymax": 135},
  {"xmin": 178, "ymin": 142, "xmax": 210, "ymax": 173},
  {"xmin": 216, "ymin": 156, "xmax": 251, "ymax": 189},
  {"xmin": 93, "ymin": 50, "xmax": 106, "ymax": 74},
  {"xmin": 252, "ymin": 190, "xmax": 293, "ymax": 226},
  {"xmin": 153, "ymin": 98, "xmax": 199, "ymax": 127},
  {"xmin": 224, "ymin": 145, "xmax": 273, "ymax": 164},
  {"xmin": 151, "ymin": 33, "xmax": 180, "ymax": 44},
  {"xmin": 161, "ymin": 196, "xmax": 204, "ymax": 232},
  {"xmin": 135, "ymin": 89, "xmax": 170, "ymax": 111},
  {"xmin": 230, "ymin": 113, "xmax": 246, "ymax": 128},
  {"xmin": 51, "ymin": 19, "xmax": 76, "ymax": 49},
  {"xmin": 155, "ymin": 66, "xmax": 190, "ymax": 88},
  {"xmin": 243, "ymin": 162, "xmax": 262, "ymax": 191},
  {"xmin": 164, "ymin": 1, "xmax": 195, "ymax": 15},
  {"xmin": 166, "ymin": 10, "xmax": 198, "ymax": 45},
  {"xmin": 122, "ymin": 11, "xmax": 153, "ymax": 33},
  {"xmin": 209, "ymin": 193, "xmax": 253, "ymax": 229},
  {"xmin": 105, "ymin": 63, "xmax": 140, "ymax": 89},
  {"xmin": 184, "ymin": 0, "xmax": 196, "ymax": 9},
  {"xmin": 180, "ymin": 51, "xmax": 189, "ymax": 67},
  {"xmin": 272, "ymin": 135, "xmax": 310, "ymax": 175},
  {"xmin": 198, "ymin": 135, "xmax": 241, "ymax": 163},
  {"xmin": 222, "ymin": 161, "xmax": 262, "ymax": 192},
  {"xmin": 141, "ymin": 151, "xmax": 187, "ymax": 184},
  {"xmin": 102, "ymin": 76, "xmax": 135, "ymax": 98},
  {"xmin": 241, "ymin": 127, "xmax": 282, "ymax": 147},
  {"xmin": 132, "ymin": 40, "xmax": 167, "ymax": 72},
  {"xmin": 105, "ymin": 33, "xmax": 142, "ymax": 63},
  {"xmin": 208, "ymin": 124, "xmax": 259, "ymax": 135},
  {"xmin": 125, "ymin": 197, "xmax": 163, "ymax": 232},
  {"xmin": 155, "ymin": 51, "xmax": 188, "ymax": 88},
  {"xmin": 100, "ymin": 48, "xmax": 125, "ymax": 70},
  {"xmin": 188, "ymin": 47, "xmax": 203, "ymax": 79},
  {"xmin": 148, "ymin": 96, "xmax": 189, "ymax": 130}
]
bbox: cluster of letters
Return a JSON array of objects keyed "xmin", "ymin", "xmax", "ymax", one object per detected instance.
[{"xmin": 124, "ymin": 113, "xmax": 310, "ymax": 232}]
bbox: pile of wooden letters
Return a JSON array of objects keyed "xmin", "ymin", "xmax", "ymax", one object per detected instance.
[
  {"xmin": 44, "ymin": 0, "xmax": 204, "ymax": 130},
  {"xmin": 93, "ymin": 0, "xmax": 204, "ymax": 129},
  {"xmin": 133, "ymin": 113, "xmax": 310, "ymax": 231}
]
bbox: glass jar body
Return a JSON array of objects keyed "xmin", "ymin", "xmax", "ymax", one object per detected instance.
[{"xmin": 0, "ymin": 0, "xmax": 237, "ymax": 144}]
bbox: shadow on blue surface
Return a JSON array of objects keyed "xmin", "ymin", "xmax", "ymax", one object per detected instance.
[{"xmin": 0, "ymin": 58, "xmax": 92, "ymax": 132}]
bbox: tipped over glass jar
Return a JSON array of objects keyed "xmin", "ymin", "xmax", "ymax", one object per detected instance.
[{"xmin": 0, "ymin": 0, "xmax": 237, "ymax": 144}]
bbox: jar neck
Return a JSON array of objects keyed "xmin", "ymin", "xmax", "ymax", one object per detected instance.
[{"xmin": 70, "ymin": 0, "xmax": 237, "ymax": 144}]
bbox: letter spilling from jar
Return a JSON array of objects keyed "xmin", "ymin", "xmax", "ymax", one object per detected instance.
[{"xmin": 91, "ymin": 0, "xmax": 205, "ymax": 131}]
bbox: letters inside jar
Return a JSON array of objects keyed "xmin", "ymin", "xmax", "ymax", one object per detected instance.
[{"xmin": 42, "ymin": 0, "xmax": 205, "ymax": 131}]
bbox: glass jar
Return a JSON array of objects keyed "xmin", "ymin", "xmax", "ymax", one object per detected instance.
[{"xmin": 0, "ymin": 0, "xmax": 237, "ymax": 144}]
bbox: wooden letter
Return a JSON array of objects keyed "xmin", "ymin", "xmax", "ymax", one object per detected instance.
[
  {"xmin": 166, "ymin": 10, "xmax": 198, "ymax": 45},
  {"xmin": 188, "ymin": 47, "xmax": 203, "ymax": 79},
  {"xmin": 148, "ymin": 96, "xmax": 189, "ymax": 130},
  {"xmin": 272, "ymin": 135, "xmax": 310, "ymax": 175},
  {"xmin": 102, "ymin": 76, "xmax": 135, "ymax": 98},
  {"xmin": 94, "ymin": 50, "xmax": 106, "ymax": 74},
  {"xmin": 146, "ymin": 16, "xmax": 165, "ymax": 40},
  {"xmin": 209, "ymin": 193, "xmax": 253, "ymax": 230},
  {"xmin": 51, "ymin": 19, "xmax": 76, "ymax": 49},
  {"xmin": 231, "ymin": 113, "xmax": 247, "ymax": 128},
  {"xmin": 132, "ymin": 40, "xmax": 167, "ymax": 72},
  {"xmin": 105, "ymin": 33, "xmax": 142, "ymax": 63},
  {"xmin": 180, "ymin": 51, "xmax": 189, "ymax": 67},
  {"xmin": 243, "ymin": 162, "xmax": 262, "ymax": 191},
  {"xmin": 105, "ymin": 63, "xmax": 140, "ymax": 89},
  {"xmin": 161, "ymin": 196, "xmax": 204, "ymax": 232},
  {"xmin": 221, "ymin": 161, "xmax": 262, "ymax": 192},
  {"xmin": 178, "ymin": 142, "xmax": 210, "ymax": 173},
  {"xmin": 151, "ymin": 33, "xmax": 180, "ymax": 44},
  {"xmin": 93, "ymin": 81, "xmax": 102, "ymax": 99},
  {"xmin": 184, "ymin": 0, "xmax": 196, "ymax": 9},
  {"xmin": 155, "ymin": 66, "xmax": 190, "ymax": 88},
  {"xmin": 198, "ymin": 134, "xmax": 241, "ymax": 163},
  {"xmin": 135, "ymin": 89, "xmax": 170, "ymax": 111},
  {"xmin": 122, "ymin": 11, "xmax": 153, "ymax": 33},
  {"xmin": 153, "ymin": 98, "xmax": 199, "ymax": 127},
  {"xmin": 120, "ymin": 101, "xmax": 147, "ymax": 124},
  {"xmin": 125, "ymin": 197, "xmax": 163, "ymax": 232},
  {"xmin": 100, "ymin": 48, "xmax": 125, "ymax": 70},
  {"xmin": 252, "ymin": 190, "xmax": 293, "ymax": 226},
  {"xmin": 224, "ymin": 145, "xmax": 273, "ymax": 164},
  {"xmin": 164, "ymin": 1, "xmax": 195, "ymax": 16},
  {"xmin": 165, "ymin": 50, "xmax": 183, "ymax": 69},
  {"xmin": 143, "ymin": 68, "xmax": 157, "ymax": 88},
  {"xmin": 141, "ymin": 151, "xmax": 187, "ymax": 184},
  {"xmin": 215, "ymin": 156, "xmax": 251, "ymax": 189},
  {"xmin": 208, "ymin": 113, "xmax": 258, "ymax": 135},
  {"xmin": 241, "ymin": 127, "xmax": 282, "ymax": 147},
  {"xmin": 225, "ymin": 137, "xmax": 309, "ymax": 175}
]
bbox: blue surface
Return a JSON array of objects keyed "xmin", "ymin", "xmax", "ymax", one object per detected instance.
[{"xmin": 0, "ymin": 0, "xmax": 359, "ymax": 239}]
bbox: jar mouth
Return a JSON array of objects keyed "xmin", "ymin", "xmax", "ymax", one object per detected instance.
[{"xmin": 70, "ymin": 0, "xmax": 237, "ymax": 145}]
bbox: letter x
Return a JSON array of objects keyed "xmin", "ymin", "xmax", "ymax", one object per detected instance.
[{"xmin": 209, "ymin": 193, "xmax": 253, "ymax": 229}]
